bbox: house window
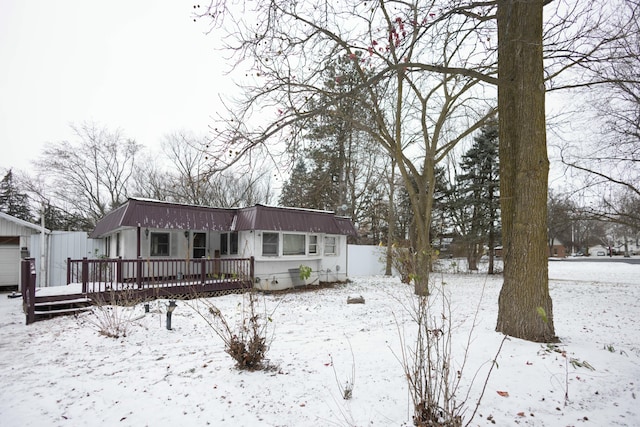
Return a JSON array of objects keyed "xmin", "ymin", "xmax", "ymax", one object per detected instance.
[
  {"xmin": 150, "ymin": 232, "xmax": 170, "ymax": 257},
  {"xmin": 283, "ymin": 234, "xmax": 305, "ymax": 256},
  {"xmin": 220, "ymin": 233, "xmax": 228, "ymax": 254},
  {"xmin": 116, "ymin": 232, "xmax": 121, "ymax": 257},
  {"xmin": 308, "ymin": 235, "xmax": 318, "ymax": 255},
  {"xmin": 262, "ymin": 232, "xmax": 279, "ymax": 256},
  {"xmin": 230, "ymin": 232, "xmax": 238, "ymax": 255},
  {"xmin": 105, "ymin": 236, "xmax": 111, "ymax": 257},
  {"xmin": 324, "ymin": 236, "xmax": 337, "ymax": 255},
  {"xmin": 193, "ymin": 232, "xmax": 207, "ymax": 258},
  {"xmin": 220, "ymin": 232, "xmax": 239, "ymax": 255}
]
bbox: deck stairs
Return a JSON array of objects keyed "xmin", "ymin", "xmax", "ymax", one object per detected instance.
[{"xmin": 33, "ymin": 295, "xmax": 93, "ymax": 321}]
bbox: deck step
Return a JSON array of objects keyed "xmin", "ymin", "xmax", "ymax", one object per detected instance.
[
  {"xmin": 32, "ymin": 296, "xmax": 94, "ymax": 320},
  {"xmin": 35, "ymin": 306, "xmax": 93, "ymax": 315},
  {"xmin": 35, "ymin": 297, "xmax": 92, "ymax": 307}
]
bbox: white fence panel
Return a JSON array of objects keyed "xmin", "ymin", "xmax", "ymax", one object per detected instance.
[
  {"xmin": 30, "ymin": 232, "xmax": 104, "ymax": 287},
  {"xmin": 347, "ymin": 244, "xmax": 389, "ymax": 277}
]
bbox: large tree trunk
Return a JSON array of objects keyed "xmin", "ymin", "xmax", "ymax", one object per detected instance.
[{"xmin": 496, "ymin": 0, "xmax": 557, "ymax": 342}]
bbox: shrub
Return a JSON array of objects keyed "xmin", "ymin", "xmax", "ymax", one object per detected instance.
[
  {"xmin": 81, "ymin": 288, "xmax": 141, "ymax": 338},
  {"xmin": 193, "ymin": 290, "xmax": 276, "ymax": 371}
]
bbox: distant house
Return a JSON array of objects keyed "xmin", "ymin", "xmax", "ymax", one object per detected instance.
[
  {"xmin": 548, "ymin": 239, "xmax": 567, "ymax": 258},
  {"xmin": 89, "ymin": 198, "xmax": 358, "ymax": 290},
  {"xmin": 493, "ymin": 242, "xmax": 567, "ymax": 258},
  {"xmin": 0, "ymin": 212, "xmax": 48, "ymax": 289}
]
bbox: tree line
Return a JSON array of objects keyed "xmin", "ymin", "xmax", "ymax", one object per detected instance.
[{"xmin": 0, "ymin": 122, "xmax": 274, "ymax": 231}]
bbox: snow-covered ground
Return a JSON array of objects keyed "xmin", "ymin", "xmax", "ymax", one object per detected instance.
[{"xmin": 0, "ymin": 259, "xmax": 638, "ymax": 426}]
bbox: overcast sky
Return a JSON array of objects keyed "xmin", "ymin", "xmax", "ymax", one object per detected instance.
[
  {"xmin": 1, "ymin": 1, "xmax": 578, "ymax": 193},
  {"xmin": 0, "ymin": 1, "xmax": 230, "ymax": 173}
]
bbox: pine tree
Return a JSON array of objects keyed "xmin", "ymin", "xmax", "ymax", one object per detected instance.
[
  {"xmin": 38, "ymin": 203, "xmax": 91, "ymax": 231},
  {"xmin": 0, "ymin": 169, "xmax": 33, "ymax": 222},
  {"xmin": 279, "ymin": 159, "xmax": 312, "ymax": 208},
  {"xmin": 454, "ymin": 122, "xmax": 500, "ymax": 272},
  {"xmin": 302, "ymin": 53, "xmax": 377, "ymax": 214}
]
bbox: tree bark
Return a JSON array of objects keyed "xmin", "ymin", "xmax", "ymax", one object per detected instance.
[{"xmin": 496, "ymin": 0, "xmax": 557, "ymax": 342}]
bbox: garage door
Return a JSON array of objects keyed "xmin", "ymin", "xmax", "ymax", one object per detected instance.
[{"xmin": 0, "ymin": 244, "xmax": 20, "ymax": 287}]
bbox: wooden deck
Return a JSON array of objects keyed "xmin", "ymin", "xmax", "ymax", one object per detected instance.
[{"xmin": 21, "ymin": 257, "xmax": 254, "ymax": 325}]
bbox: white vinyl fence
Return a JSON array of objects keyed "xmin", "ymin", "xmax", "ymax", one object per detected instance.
[
  {"xmin": 29, "ymin": 231, "xmax": 104, "ymax": 287},
  {"xmin": 347, "ymin": 244, "xmax": 392, "ymax": 277}
]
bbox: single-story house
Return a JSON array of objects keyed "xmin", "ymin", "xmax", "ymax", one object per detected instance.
[
  {"xmin": 89, "ymin": 198, "xmax": 358, "ymax": 291},
  {"xmin": 548, "ymin": 239, "xmax": 567, "ymax": 258},
  {"xmin": 0, "ymin": 212, "xmax": 49, "ymax": 290}
]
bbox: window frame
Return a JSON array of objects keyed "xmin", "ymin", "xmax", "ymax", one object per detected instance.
[
  {"xmin": 324, "ymin": 235, "xmax": 337, "ymax": 255},
  {"xmin": 308, "ymin": 235, "xmax": 318, "ymax": 255},
  {"xmin": 150, "ymin": 232, "xmax": 170, "ymax": 257},
  {"xmin": 220, "ymin": 233, "xmax": 228, "ymax": 255},
  {"xmin": 193, "ymin": 232, "xmax": 207, "ymax": 259},
  {"xmin": 220, "ymin": 232, "xmax": 239, "ymax": 255},
  {"xmin": 283, "ymin": 233, "xmax": 306, "ymax": 256},
  {"xmin": 262, "ymin": 232, "xmax": 279, "ymax": 256},
  {"xmin": 229, "ymin": 232, "xmax": 238, "ymax": 255}
]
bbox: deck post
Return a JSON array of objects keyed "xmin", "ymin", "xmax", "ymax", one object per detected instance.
[
  {"xmin": 66, "ymin": 257, "xmax": 71, "ymax": 285},
  {"xmin": 22, "ymin": 259, "xmax": 36, "ymax": 325},
  {"xmin": 116, "ymin": 256, "xmax": 123, "ymax": 284},
  {"xmin": 200, "ymin": 258, "xmax": 206, "ymax": 284},
  {"xmin": 21, "ymin": 258, "xmax": 29, "ymax": 298},
  {"xmin": 136, "ymin": 257, "xmax": 143, "ymax": 289},
  {"xmin": 81, "ymin": 257, "xmax": 89, "ymax": 294},
  {"xmin": 250, "ymin": 256, "xmax": 255, "ymax": 287}
]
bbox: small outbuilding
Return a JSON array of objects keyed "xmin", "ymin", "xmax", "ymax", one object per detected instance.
[
  {"xmin": 89, "ymin": 198, "xmax": 358, "ymax": 290},
  {"xmin": 0, "ymin": 212, "xmax": 48, "ymax": 289}
]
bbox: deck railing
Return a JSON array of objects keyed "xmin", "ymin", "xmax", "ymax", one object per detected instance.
[
  {"xmin": 66, "ymin": 256, "xmax": 254, "ymax": 293},
  {"xmin": 20, "ymin": 257, "xmax": 254, "ymax": 325}
]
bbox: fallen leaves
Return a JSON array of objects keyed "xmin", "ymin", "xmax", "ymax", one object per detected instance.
[{"xmin": 497, "ymin": 391, "xmax": 509, "ymax": 397}]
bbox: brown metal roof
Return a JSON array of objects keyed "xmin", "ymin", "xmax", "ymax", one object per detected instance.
[
  {"xmin": 90, "ymin": 199, "xmax": 358, "ymax": 238},
  {"xmin": 89, "ymin": 198, "xmax": 235, "ymax": 238},
  {"xmin": 234, "ymin": 205, "xmax": 357, "ymax": 236}
]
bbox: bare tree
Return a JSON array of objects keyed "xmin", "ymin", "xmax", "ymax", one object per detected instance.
[
  {"xmin": 130, "ymin": 153, "xmax": 173, "ymax": 202},
  {"xmin": 161, "ymin": 131, "xmax": 215, "ymax": 205},
  {"xmin": 194, "ymin": 0, "xmax": 633, "ymax": 341},
  {"xmin": 34, "ymin": 122, "xmax": 140, "ymax": 229},
  {"xmin": 196, "ymin": 0, "xmax": 497, "ymax": 296},
  {"xmin": 559, "ymin": 0, "xmax": 640, "ymax": 227},
  {"xmin": 153, "ymin": 131, "xmax": 274, "ymax": 207}
]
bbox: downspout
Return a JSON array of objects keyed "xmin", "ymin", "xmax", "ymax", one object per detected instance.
[{"xmin": 136, "ymin": 226, "xmax": 141, "ymax": 258}]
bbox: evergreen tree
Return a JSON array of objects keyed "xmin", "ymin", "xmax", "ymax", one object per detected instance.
[
  {"xmin": 38, "ymin": 203, "xmax": 91, "ymax": 231},
  {"xmin": 279, "ymin": 159, "xmax": 312, "ymax": 208},
  {"xmin": 0, "ymin": 169, "xmax": 33, "ymax": 222},
  {"xmin": 303, "ymin": 53, "xmax": 379, "ymax": 214},
  {"xmin": 454, "ymin": 122, "xmax": 500, "ymax": 272}
]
